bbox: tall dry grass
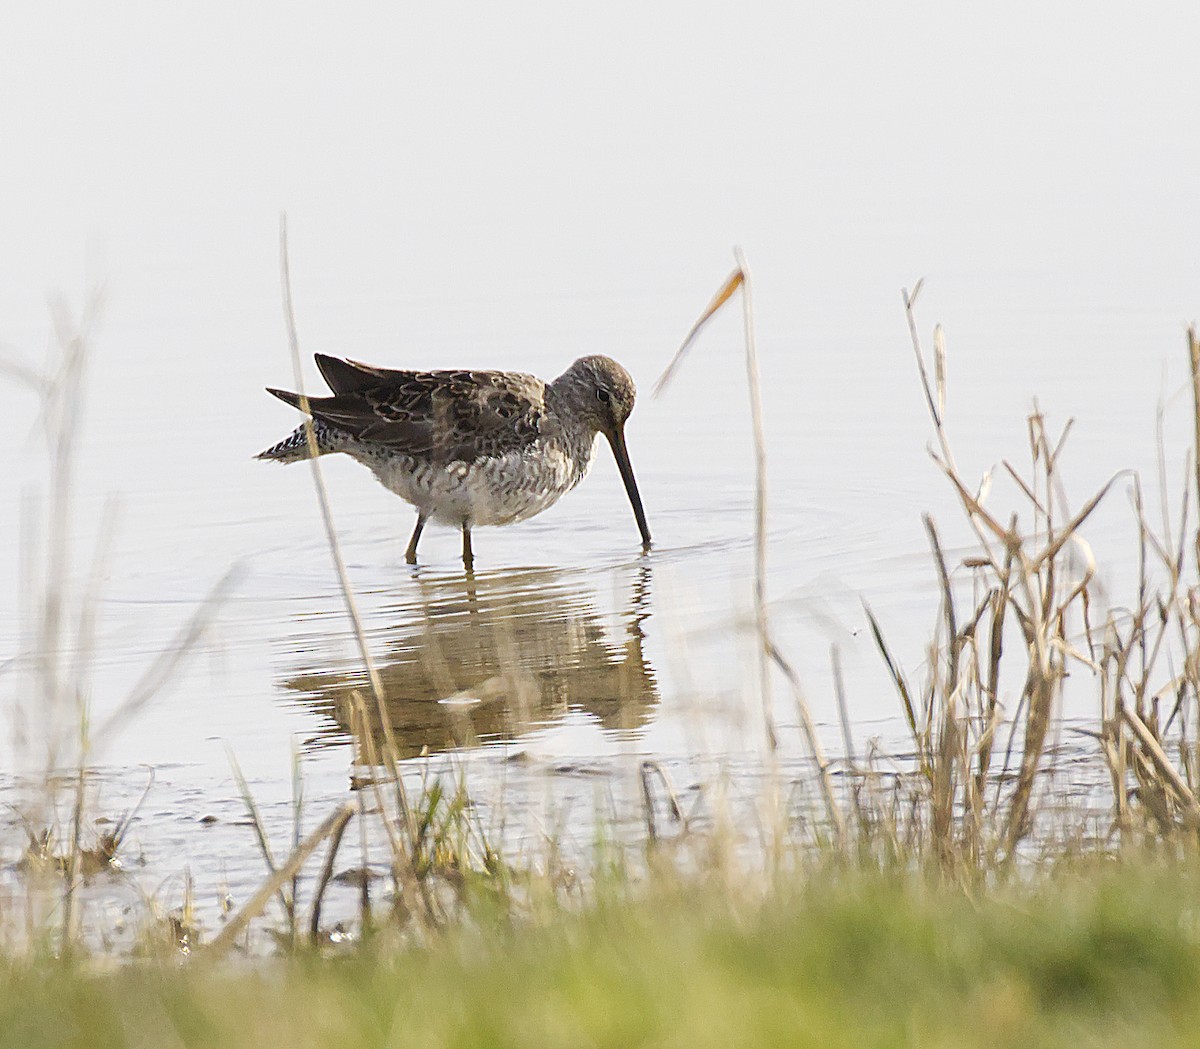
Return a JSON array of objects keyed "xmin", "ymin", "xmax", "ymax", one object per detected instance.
[
  {"xmin": 657, "ymin": 266, "xmax": 1200, "ymax": 880},
  {"xmin": 5, "ymin": 253, "xmax": 1200, "ymax": 962},
  {"xmin": 844, "ymin": 293, "xmax": 1200, "ymax": 873}
]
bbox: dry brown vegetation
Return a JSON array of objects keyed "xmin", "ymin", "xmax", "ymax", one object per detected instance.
[{"xmin": 5, "ymin": 248, "xmax": 1200, "ymax": 970}]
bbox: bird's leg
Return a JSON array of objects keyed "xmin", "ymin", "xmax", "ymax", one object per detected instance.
[
  {"xmin": 461, "ymin": 521, "xmax": 474, "ymax": 571},
  {"xmin": 405, "ymin": 513, "xmax": 427, "ymax": 565}
]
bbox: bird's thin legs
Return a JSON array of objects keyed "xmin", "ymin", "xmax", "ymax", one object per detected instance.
[
  {"xmin": 405, "ymin": 513, "xmax": 427, "ymax": 565},
  {"xmin": 461, "ymin": 522, "xmax": 474, "ymax": 571}
]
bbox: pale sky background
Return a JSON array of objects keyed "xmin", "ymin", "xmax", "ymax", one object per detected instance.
[{"xmin": 2, "ymin": 1, "xmax": 1196, "ymax": 336}]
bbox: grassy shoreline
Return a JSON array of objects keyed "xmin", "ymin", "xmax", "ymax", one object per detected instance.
[{"xmin": 4, "ymin": 858, "xmax": 1199, "ymax": 1049}]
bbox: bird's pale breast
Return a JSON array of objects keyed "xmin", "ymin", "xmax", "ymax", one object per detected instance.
[{"xmin": 363, "ymin": 432, "xmax": 597, "ymax": 527}]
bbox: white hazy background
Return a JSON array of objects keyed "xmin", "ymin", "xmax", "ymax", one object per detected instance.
[{"xmin": 3, "ymin": 3, "xmax": 1196, "ymax": 343}]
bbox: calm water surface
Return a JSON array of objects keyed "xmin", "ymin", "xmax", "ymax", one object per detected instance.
[{"xmin": 2, "ymin": 1, "xmax": 1199, "ymax": 932}]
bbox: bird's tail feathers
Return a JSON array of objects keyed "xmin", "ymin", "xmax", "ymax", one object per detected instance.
[{"xmin": 256, "ymin": 389, "xmax": 346, "ymax": 462}]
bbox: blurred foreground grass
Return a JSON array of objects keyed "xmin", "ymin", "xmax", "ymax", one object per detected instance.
[{"xmin": 3, "ymin": 858, "xmax": 1199, "ymax": 1049}]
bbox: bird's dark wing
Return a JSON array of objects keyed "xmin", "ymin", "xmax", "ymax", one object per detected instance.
[
  {"xmin": 268, "ymin": 361, "xmax": 550, "ymax": 464},
  {"xmin": 314, "ymin": 354, "xmax": 390, "ymax": 395}
]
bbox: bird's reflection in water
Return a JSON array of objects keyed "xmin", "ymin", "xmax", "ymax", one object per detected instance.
[{"xmin": 279, "ymin": 563, "xmax": 657, "ymax": 760}]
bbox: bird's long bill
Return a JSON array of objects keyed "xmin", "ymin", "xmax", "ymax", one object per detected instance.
[{"xmin": 606, "ymin": 426, "xmax": 652, "ymax": 552}]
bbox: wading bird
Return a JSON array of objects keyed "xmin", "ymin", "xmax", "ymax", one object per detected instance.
[{"xmin": 257, "ymin": 354, "xmax": 652, "ymax": 568}]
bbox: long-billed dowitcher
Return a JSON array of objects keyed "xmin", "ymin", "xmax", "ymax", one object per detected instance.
[{"xmin": 257, "ymin": 354, "xmax": 652, "ymax": 568}]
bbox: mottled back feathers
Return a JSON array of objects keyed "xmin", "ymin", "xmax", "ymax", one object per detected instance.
[{"xmin": 267, "ymin": 356, "xmax": 552, "ymax": 465}]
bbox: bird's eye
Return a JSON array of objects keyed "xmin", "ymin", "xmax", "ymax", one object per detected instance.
[{"xmin": 596, "ymin": 388, "xmax": 611, "ymax": 404}]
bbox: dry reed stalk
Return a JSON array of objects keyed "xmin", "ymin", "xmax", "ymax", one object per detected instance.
[
  {"xmin": 347, "ymin": 692, "xmax": 432, "ymax": 927},
  {"xmin": 830, "ymin": 644, "xmax": 855, "ymax": 769},
  {"xmin": 278, "ymin": 217, "xmax": 423, "ymax": 876},
  {"xmin": 23, "ymin": 296, "xmax": 97, "ymax": 953},
  {"xmin": 1121, "ymin": 705, "xmax": 1200, "ymax": 827},
  {"xmin": 1089, "ymin": 420, "xmax": 1200, "ymax": 837},
  {"xmin": 654, "ymin": 264, "xmax": 776, "ymax": 743},
  {"xmin": 309, "ymin": 804, "xmax": 354, "ymax": 943},
  {"xmin": 40, "ymin": 296, "xmax": 99, "ymax": 742},
  {"xmin": 639, "ymin": 763, "xmax": 660, "ymax": 844},
  {"xmin": 930, "ymin": 682, "xmax": 959, "ymax": 870},
  {"xmin": 924, "ymin": 515, "xmax": 959, "ymax": 703},
  {"xmin": 863, "ymin": 600, "xmax": 925, "ymax": 768},
  {"xmin": 62, "ymin": 763, "xmax": 86, "ymax": 954},
  {"xmin": 226, "ymin": 747, "xmax": 294, "ymax": 930},
  {"xmin": 901, "ymin": 285, "xmax": 1133, "ymax": 860},
  {"xmin": 652, "ymin": 268, "xmax": 744, "ymax": 398},
  {"xmin": 203, "ymin": 803, "xmax": 355, "ymax": 961},
  {"xmin": 639, "ymin": 760, "xmax": 685, "ymax": 845},
  {"xmin": 356, "ymin": 778, "xmax": 373, "ymax": 935},
  {"xmin": 766, "ymin": 642, "xmax": 846, "ymax": 846},
  {"xmin": 654, "ymin": 253, "xmax": 845, "ymax": 844},
  {"xmin": 977, "ymin": 548, "xmax": 1013, "ymax": 791},
  {"xmin": 289, "ymin": 743, "xmax": 304, "ymax": 948},
  {"xmin": 733, "ymin": 247, "xmax": 775, "ymax": 753},
  {"xmin": 903, "ymin": 285, "xmax": 1006, "ymax": 569},
  {"xmin": 1188, "ymin": 324, "xmax": 1200, "ymax": 559}
]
